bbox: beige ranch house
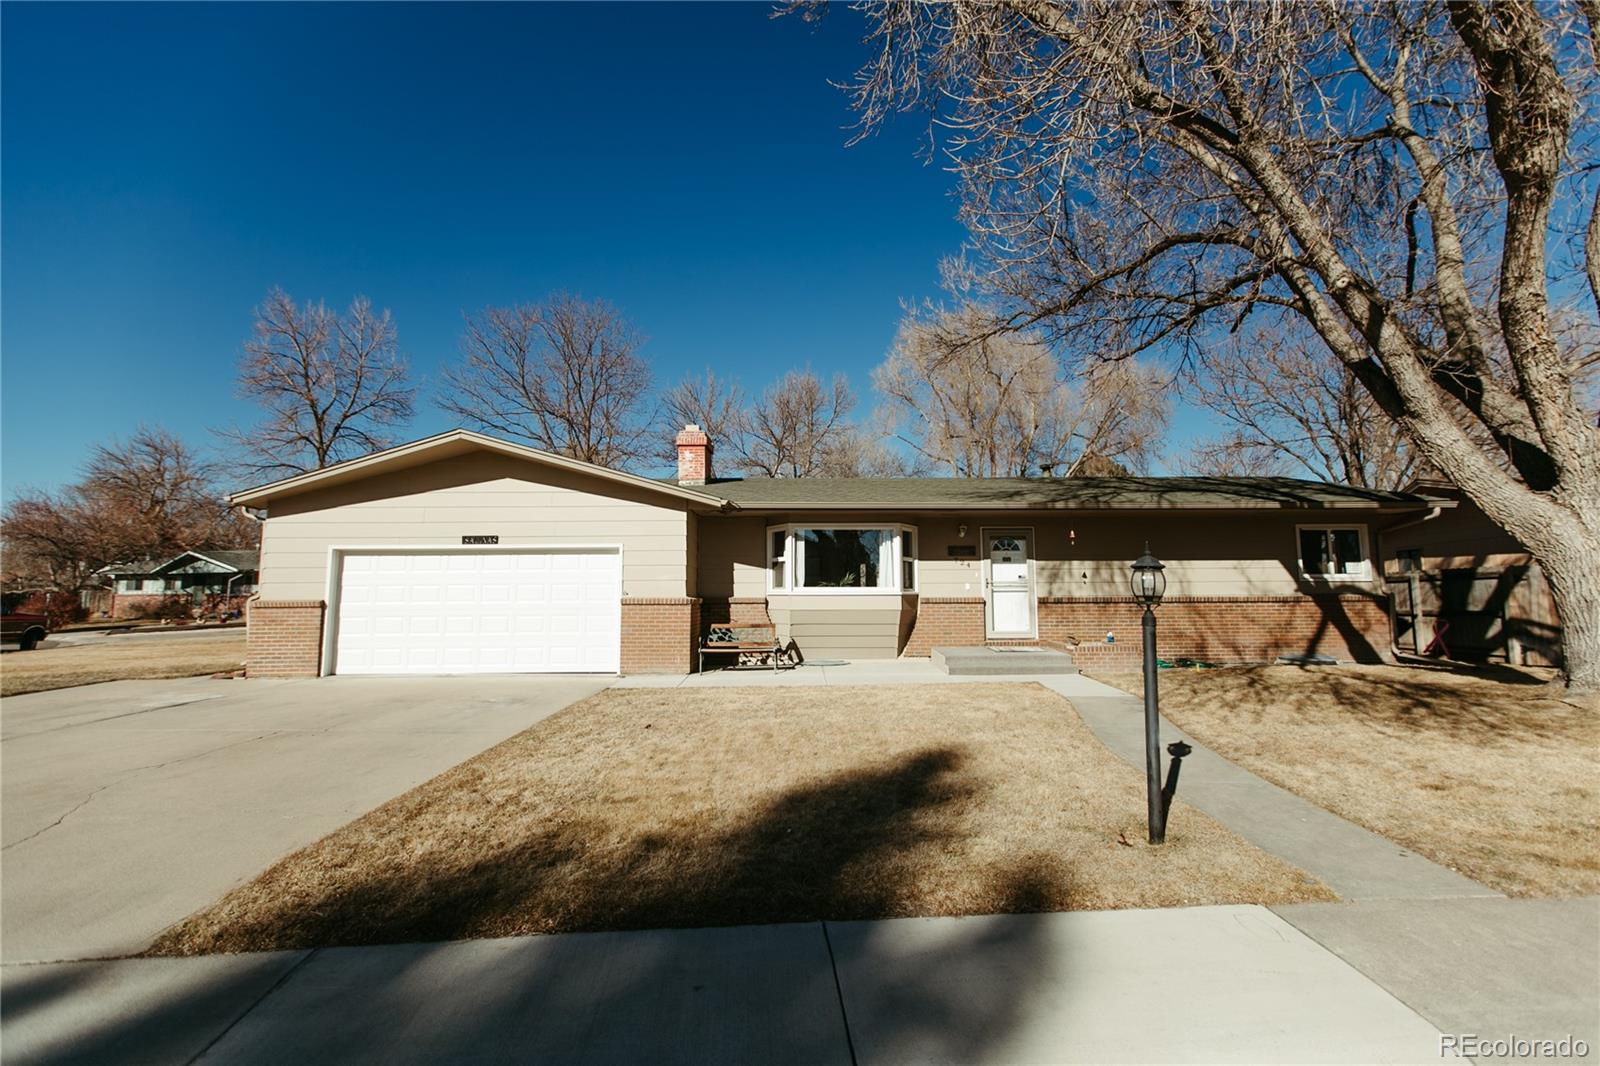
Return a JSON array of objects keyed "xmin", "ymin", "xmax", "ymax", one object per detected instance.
[{"xmin": 230, "ymin": 426, "xmax": 1443, "ymax": 678}]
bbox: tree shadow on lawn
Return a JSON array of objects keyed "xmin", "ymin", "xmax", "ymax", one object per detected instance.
[
  {"xmin": 9, "ymin": 748, "xmax": 1071, "ymax": 1065},
  {"xmin": 1387, "ymin": 652, "xmax": 1552, "ymax": 686},
  {"xmin": 1212, "ymin": 662, "xmax": 1588, "ymax": 745},
  {"xmin": 157, "ymin": 747, "xmax": 1077, "ymax": 953}
]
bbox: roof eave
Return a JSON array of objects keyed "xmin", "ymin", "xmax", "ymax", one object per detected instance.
[
  {"xmin": 227, "ymin": 429, "xmax": 734, "ymax": 511},
  {"xmin": 716, "ymin": 499, "xmax": 1438, "ymax": 512}
]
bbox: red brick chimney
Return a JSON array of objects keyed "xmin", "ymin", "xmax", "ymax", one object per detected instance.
[{"xmin": 675, "ymin": 423, "xmax": 713, "ymax": 485}]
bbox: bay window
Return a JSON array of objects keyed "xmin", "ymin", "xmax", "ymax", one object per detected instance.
[{"xmin": 767, "ymin": 525, "xmax": 918, "ymax": 593}]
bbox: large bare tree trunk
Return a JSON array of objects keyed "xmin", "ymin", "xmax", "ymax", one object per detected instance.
[
  {"xmin": 1533, "ymin": 535, "xmax": 1600, "ymax": 688},
  {"xmin": 1457, "ymin": 472, "xmax": 1600, "ymax": 688},
  {"xmin": 830, "ymin": 0, "xmax": 1600, "ymax": 690}
]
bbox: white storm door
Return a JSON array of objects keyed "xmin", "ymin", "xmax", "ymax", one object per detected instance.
[
  {"xmin": 984, "ymin": 531, "xmax": 1036, "ymax": 638},
  {"xmin": 333, "ymin": 550, "xmax": 620, "ymax": 675}
]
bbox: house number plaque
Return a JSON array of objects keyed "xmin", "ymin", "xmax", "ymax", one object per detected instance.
[{"xmin": 462, "ymin": 535, "xmax": 499, "ymax": 545}]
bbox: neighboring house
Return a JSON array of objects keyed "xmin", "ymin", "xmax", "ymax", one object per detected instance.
[
  {"xmin": 1383, "ymin": 478, "xmax": 1562, "ymax": 667},
  {"xmin": 105, "ymin": 550, "xmax": 260, "ymax": 620},
  {"xmin": 228, "ymin": 426, "xmax": 1445, "ymax": 679}
]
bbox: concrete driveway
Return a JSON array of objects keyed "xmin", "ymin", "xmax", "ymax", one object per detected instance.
[{"xmin": 1, "ymin": 675, "xmax": 609, "ymax": 963}]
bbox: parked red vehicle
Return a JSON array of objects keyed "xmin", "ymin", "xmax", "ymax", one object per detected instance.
[{"xmin": 1, "ymin": 612, "xmax": 49, "ymax": 651}]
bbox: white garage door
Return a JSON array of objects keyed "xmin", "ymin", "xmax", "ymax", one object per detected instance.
[{"xmin": 333, "ymin": 550, "xmax": 621, "ymax": 675}]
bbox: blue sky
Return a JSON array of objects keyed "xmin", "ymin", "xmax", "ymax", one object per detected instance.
[{"xmin": 2, "ymin": 1, "xmax": 1207, "ymax": 496}]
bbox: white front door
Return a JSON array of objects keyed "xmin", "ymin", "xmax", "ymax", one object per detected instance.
[
  {"xmin": 984, "ymin": 530, "xmax": 1036, "ymax": 638},
  {"xmin": 332, "ymin": 549, "xmax": 621, "ymax": 675}
]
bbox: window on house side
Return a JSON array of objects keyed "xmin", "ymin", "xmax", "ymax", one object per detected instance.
[{"xmin": 1298, "ymin": 527, "xmax": 1369, "ymax": 579}]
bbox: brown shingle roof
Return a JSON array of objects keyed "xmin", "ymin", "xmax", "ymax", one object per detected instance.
[{"xmin": 684, "ymin": 476, "xmax": 1430, "ymax": 511}]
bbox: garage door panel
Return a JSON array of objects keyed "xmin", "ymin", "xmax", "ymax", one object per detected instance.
[{"xmin": 334, "ymin": 550, "xmax": 620, "ymax": 675}]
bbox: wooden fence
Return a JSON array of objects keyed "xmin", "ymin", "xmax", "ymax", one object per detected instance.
[{"xmin": 1386, "ymin": 564, "xmax": 1563, "ymax": 667}]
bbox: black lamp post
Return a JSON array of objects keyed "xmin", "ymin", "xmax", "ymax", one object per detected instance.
[{"xmin": 1130, "ymin": 543, "xmax": 1169, "ymax": 844}]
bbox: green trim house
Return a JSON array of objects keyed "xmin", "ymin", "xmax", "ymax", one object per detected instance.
[{"xmin": 105, "ymin": 550, "xmax": 259, "ymax": 620}]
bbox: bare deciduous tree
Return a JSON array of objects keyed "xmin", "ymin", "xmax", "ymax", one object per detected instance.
[
  {"xmin": 2, "ymin": 427, "xmax": 254, "ymax": 598},
  {"xmin": 440, "ymin": 294, "xmax": 654, "ymax": 469},
  {"xmin": 84, "ymin": 427, "xmax": 249, "ymax": 551},
  {"xmin": 1183, "ymin": 433, "xmax": 1290, "ymax": 480},
  {"xmin": 835, "ymin": 1, "xmax": 1600, "ymax": 689},
  {"xmin": 874, "ymin": 304, "xmax": 1169, "ymax": 476},
  {"xmin": 222, "ymin": 288, "xmax": 414, "ymax": 477},
  {"xmin": 1185, "ymin": 326, "xmax": 1420, "ymax": 489},
  {"xmin": 659, "ymin": 368, "xmax": 749, "ymax": 465},
  {"xmin": 739, "ymin": 369, "xmax": 862, "ymax": 477}
]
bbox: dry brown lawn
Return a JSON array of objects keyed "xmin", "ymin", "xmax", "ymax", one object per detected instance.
[
  {"xmin": 0, "ymin": 635, "xmax": 246, "ymax": 697},
  {"xmin": 150, "ymin": 683, "xmax": 1331, "ymax": 955},
  {"xmin": 1092, "ymin": 664, "xmax": 1600, "ymax": 898}
]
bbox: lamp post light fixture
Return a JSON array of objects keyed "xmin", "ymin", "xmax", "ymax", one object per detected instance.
[{"xmin": 1130, "ymin": 543, "xmax": 1170, "ymax": 844}]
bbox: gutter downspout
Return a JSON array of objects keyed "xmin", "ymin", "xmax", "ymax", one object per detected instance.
[{"xmin": 1380, "ymin": 504, "xmax": 1444, "ymax": 538}]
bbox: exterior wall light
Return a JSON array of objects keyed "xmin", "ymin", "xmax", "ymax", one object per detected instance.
[{"xmin": 1130, "ymin": 543, "xmax": 1167, "ymax": 606}]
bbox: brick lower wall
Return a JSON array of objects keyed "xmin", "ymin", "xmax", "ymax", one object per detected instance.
[
  {"xmin": 112, "ymin": 592, "xmax": 253, "ymax": 621},
  {"xmin": 902, "ymin": 594, "xmax": 1392, "ymax": 666},
  {"xmin": 903, "ymin": 597, "xmax": 988, "ymax": 656},
  {"xmin": 621, "ymin": 597, "xmax": 700, "ymax": 674},
  {"xmin": 246, "ymin": 596, "xmax": 699, "ymax": 678},
  {"xmin": 246, "ymin": 599, "xmax": 325, "ymax": 678},
  {"xmin": 700, "ymin": 597, "xmax": 773, "ymax": 628},
  {"xmin": 110, "ymin": 593, "xmax": 168, "ymax": 619},
  {"xmin": 1039, "ymin": 595, "xmax": 1392, "ymax": 667}
]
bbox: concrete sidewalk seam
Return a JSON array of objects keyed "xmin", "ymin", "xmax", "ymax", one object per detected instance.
[
  {"xmin": 186, "ymin": 948, "xmax": 318, "ymax": 1065},
  {"xmin": 820, "ymin": 922, "xmax": 859, "ymax": 1066},
  {"xmin": 0, "ymin": 694, "xmax": 228, "ymax": 740},
  {"xmin": 1272, "ymin": 908, "xmax": 1456, "ymax": 1042}
]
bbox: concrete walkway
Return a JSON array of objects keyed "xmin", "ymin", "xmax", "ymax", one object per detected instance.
[
  {"xmin": 2, "ymin": 905, "xmax": 1459, "ymax": 1065},
  {"xmin": 613, "ymin": 659, "xmax": 1027, "ymax": 687}
]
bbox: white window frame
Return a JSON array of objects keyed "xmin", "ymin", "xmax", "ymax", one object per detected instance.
[
  {"xmin": 1295, "ymin": 524, "xmax": 1372, "ymax": 583},
  {"xmin": 765, "ymin": 525, "xmax": 790, "ymax": 593},
  {"xmin": 765, "ymin": 523, "xmax": 919, "ymax": 595}
]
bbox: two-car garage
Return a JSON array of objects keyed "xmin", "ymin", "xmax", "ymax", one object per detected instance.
[
  {"xmin": 232, "ymin": 429, "xmax": 715, "ymax": 679},
  {"xmin": 330, "ymin": 549, "xmax": 623, "ymax": 675}
]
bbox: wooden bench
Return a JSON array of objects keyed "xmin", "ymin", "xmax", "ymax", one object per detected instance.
[{"xmin": 699, "ymin": 623, "xmax": 788, "ymax": 673}]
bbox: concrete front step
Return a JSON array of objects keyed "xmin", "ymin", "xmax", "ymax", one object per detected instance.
[{"xmin": 932, "ymin": 646, "xmax": 1079, "ymax": 675}]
